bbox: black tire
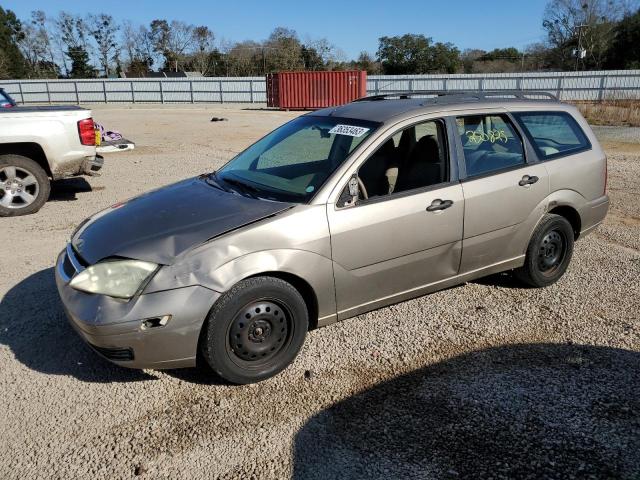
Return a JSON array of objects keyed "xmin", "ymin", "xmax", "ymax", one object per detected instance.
[
  {"xmin": 514, "ymin": 213, "xmax": 574, "ymax": 288},
  {"xmin": 0, "ymin": 154, "xmax": 50, "ymax": 217},
  {"xmin": 200, "ymin": 276, "xmax": 309, "ymax": 384}
]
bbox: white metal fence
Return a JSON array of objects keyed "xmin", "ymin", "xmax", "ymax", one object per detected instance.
[{"xmin": 1, "ymin": 70, "xmax": 639, "ymax": 104}]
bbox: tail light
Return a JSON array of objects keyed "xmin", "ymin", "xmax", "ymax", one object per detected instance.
[{"xmin": 77, "ymin": 118, "xmax": 95, "ymax": 146}]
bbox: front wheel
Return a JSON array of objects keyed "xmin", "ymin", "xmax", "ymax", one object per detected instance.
[
  {"xmin": 0, "ymin": 154, "xmax": 50, "ymax": 217},
  {"xmin": 200, "ymin": 276, "xmax": 309, "ymax": 384},
  {"xmin": 514, "ymin": 213, "xmax": 574, "ymax": 287}
]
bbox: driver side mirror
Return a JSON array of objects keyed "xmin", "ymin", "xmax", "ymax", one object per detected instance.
[
  {"xmin": 340, "ymin": 174, "xmax": 360, "ymax": 208},
  {"xmin": 348, "ymin": 176, "xmax": 359, "ymax": 197}
]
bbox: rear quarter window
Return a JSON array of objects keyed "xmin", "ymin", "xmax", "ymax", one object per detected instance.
[{"xmin": 513, "ymin": 111, "xmax": 591, "ymax": 160}]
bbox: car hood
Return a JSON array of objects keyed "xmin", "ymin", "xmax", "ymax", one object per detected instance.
[{"xmin": 71, "ymin": 176, "xmax": 292, "ymax": 265}]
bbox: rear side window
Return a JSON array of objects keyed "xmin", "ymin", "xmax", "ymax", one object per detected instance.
[
  {"xmin": 513, "ymin": 111, "xmax": 591, "ymax": 160},
  {"xmin": 456, "ymin": 114, "xmax": 525, "ymax": 177}
]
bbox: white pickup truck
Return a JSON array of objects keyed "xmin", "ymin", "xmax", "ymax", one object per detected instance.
[{"xmin": 0, "ymin": 88, "xmax": 104, "ymax": 216}]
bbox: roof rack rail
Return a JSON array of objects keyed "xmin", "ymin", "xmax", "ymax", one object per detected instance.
[{"xmin": 354, "ymin": 90, "xmax": 559, "ymax": 103}]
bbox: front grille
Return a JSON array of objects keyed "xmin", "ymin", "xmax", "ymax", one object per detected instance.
[{"xmin": 90, "ymin": 344, "xmax": 135, "ymax": 361}]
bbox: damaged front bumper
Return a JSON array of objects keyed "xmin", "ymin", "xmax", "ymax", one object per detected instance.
[{"xmin": 55, "ymin": 246, "xmax": 220, "ymax": 370}]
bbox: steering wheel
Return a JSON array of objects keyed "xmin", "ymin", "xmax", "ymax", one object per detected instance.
[{"xmin": 358, "ymin": 177, "xmax": 369, "ymax": 200}]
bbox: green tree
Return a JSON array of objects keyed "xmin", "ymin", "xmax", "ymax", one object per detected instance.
[
  {"xmin": 189, "ymin": 26, "xmax": 216, "ymax": 75},
  {"xmin": 150, "ymin": 19, "xmax": 196, "ymax": 71},
  {"xmin": 430, "ymin": 41, "xmax": 462, "ymax": 73},
  {"xmin": 122, "ymin": 22, "xmax": 155, "ymax": 74},
  {"xmin": 57, "ymin": 12, "xmax": 94, "ymax": 78},
  {"xmin": 150, "ymin": 19, "xmax": 172, "ymax": 68},
  {"xmin": 542, "ymin": 0, "xmax": 629, "ymax": 70},
  {"xmin": 480, "ymin": 47, "xmax": 521, "ymax": 62},
  {"xmin": 606, "ymin": 8, "xmax": 640, "ymax": 68},
  {"xmin": 301, "ymin": 45, "xmax": 324, "ymax": 70},
  {"xmin": 377, "ymin": 34, "xmax": 460, "ymax": 74},
  {"xmin": 353, "ymin": 51, "xmax": 381, "ymax": 74},
  {"xmin": 19, "ymin": 11, "xmax": 59, "ymax": 78},
  {"xmin": 88, "ymin": 14, "xmax": 119, "ymax": 77},
  {"xmin": 461, "ymin": 49, "xmax": 486, "ymax": 73},
  {"xmin": 0, "ymin": 7, "xmax": 27, "ymax": 78},
  {"xmin": 67, "ymin": 46, "xmax": 95, "ymax": 78},
  {"xmin": 226, "ymin": 40, "xmax": 262, "ymax": 76},
  {"xmin": 264, "ymin": 27, "xmax": 304, "ymax": 72}
]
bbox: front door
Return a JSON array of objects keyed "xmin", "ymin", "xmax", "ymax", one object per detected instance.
[{"xmin": 327, "ymin": 118, "xmax": 464, "ymax": 319}]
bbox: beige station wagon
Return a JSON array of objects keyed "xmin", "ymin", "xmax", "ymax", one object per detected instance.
[{"xmin": 56, "ymin": 91, "xmax": 609, "ymax": 384}]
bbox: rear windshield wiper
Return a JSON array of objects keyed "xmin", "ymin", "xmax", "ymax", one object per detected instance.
[{"xmin": 221, "ymin": 176, "xmax": 261, "ymax": 198}]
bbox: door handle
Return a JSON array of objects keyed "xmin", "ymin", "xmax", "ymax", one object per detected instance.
[
  {"xmin": 519, "ymin": 175, "xmax": 539, "ymax": 187},
  {"xmin": 426, "ymin": 199, "xmax": 453, "ymax": 212}
]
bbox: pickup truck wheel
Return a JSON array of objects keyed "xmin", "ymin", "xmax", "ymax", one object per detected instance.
[
  {"xmin": 514, "ymin": 214, "xmax": 574, "ymax": 288},
  {"xmin": 0, "ymin": 154, "xmax": 50, "ymax": 217},
  {"xmin": 200, "ymin": 276, "xmax": 308, "ymax": 384}
]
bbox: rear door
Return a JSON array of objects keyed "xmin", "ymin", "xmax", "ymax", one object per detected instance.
[{"xmin": 454, "ymin": 111, "xmax": 550, "ymax": 272}]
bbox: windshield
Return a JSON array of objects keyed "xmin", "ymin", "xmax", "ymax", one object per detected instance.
[{"xmin": 216, "ymin": 115, "xmax": 379, "ymax": 202}]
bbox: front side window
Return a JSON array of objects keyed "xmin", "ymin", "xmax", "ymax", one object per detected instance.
[
  {"xmin": 355, "ymin": 119, "xmax": 448, "ymax": 201},
  {"xmin": 513, "ymin": 111, "xmax": 591, "ymax": 160},
  {"xmin": 457, "ymin": 114, "xmax": 525, "ymax": 177},
  {"xmin": 217, "ymin": 115, "xmax": 379, "ymax": 202}
]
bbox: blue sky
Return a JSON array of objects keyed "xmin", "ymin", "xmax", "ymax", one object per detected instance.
[{"xmin": 3, "ymin": 0, "xmax": 549, "ymax": 59}]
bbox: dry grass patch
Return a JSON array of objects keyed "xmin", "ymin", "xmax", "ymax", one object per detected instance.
[{"xmin": 577, "ymin": 99, "xmax": 640, "ymax": 127}]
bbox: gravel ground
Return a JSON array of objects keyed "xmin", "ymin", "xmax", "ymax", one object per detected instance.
[{"xmin": 0, "ymin": 106, "xmax": 638, "ymax": 479}]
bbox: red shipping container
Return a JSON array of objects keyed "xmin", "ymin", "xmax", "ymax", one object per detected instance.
[{"xmin": 266, "ymin": 71, "xmax": 367, "ymax": 110}]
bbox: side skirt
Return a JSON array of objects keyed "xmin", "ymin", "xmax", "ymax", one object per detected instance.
[{"xmin": 319, "ymin": 255, "xmax": 525, "ymax": 326}]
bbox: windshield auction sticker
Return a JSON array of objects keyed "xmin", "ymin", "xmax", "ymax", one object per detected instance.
[{"xmin": 328, "ymin": 125, "xmax": 370, "ymax": 137}]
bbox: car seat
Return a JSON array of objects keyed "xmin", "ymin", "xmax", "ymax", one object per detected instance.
[
  {"xmin": 358, "ymin": 139, "xmax": 396, "ymax": 197},
  {"xmin": 395, "ymin": 136, "xmax": 443, "ymax": 192}
]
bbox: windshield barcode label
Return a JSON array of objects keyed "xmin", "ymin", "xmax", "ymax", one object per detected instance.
[{"xmin": 328, "ymin": 125, "xmax": 370, "ymax": 137}]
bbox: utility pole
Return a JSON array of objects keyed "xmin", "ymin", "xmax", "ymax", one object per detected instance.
[{"xmin": 574, "ymin": 24, "xmax": 588, "ymax": 71}]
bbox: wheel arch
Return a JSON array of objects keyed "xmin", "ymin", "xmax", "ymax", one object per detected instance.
[
  {"xmin": 0, "ymin": 143, "xmax": 51, "ymax": 177},
  {"xmin": 183, "ymin": 248, "xmax": 336, "ymax": 331},
  {"xmin": 246, "ymin": 271, "xmax": 319, "ymax": 330},
  {"xmin": 548, "ymin": 205, "xmax": 582, "ymax": 240}
]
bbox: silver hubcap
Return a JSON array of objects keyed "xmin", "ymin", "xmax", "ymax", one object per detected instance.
[{"xmin": 0, "ymin": 166, "xmax": 39, "ymax": 209}]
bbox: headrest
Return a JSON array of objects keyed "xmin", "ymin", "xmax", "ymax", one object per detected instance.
[
  {"xmin": 375, "ymin": 139, "xmax": 395, "ymax": 158},
  {"xmin": 411, "ymin": 136, "xmax": 440, "ymax": 163}
]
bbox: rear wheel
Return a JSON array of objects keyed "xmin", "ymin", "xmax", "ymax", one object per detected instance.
[
  {"xmin": 0, "ymin": 154, "xmax": 50, "ymax": 217},
  {"xmin": 200, "ymin": 276, "xmax": 308, "ymax": 384},
  {"xmin": 515, "ymin": 214, "xmax": 574, "ymax": 287}
]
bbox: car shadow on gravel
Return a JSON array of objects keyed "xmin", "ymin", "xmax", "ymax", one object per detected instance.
[
  {"xmin": 163, "ymin": 364, "xmax": 228, "ymax": 386},
  {"xmin": 0, "ymin": 268, "xmax": 155, "ymax": 383},
  {"xmin": 293, "ymin": 343, "xmax": 640, "ymax": 480},
  {"xmin": 49, "ymin": 177, "xmax": 97, "ymax": 202}
]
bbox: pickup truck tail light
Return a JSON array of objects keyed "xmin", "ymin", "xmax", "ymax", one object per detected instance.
[{"xmin": 77, "ymin": 118, "xmax": 96, "ymax": 146}]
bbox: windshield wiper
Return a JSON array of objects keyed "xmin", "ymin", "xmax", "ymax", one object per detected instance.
[
  {"xmin": 221, "ymin": 176, "xmax": 261, "ymax": 198},
  {"xmin": 205, "ymin": 171, "xmax": 229, "ymax": 192}
]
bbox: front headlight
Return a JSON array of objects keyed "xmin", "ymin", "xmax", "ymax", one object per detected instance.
[{"xmin": 69, "ymin": 259, "xmax": 158, "ymax": 299}]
